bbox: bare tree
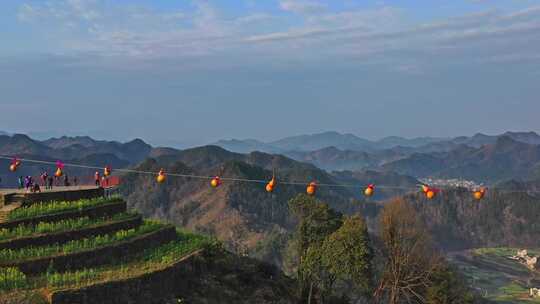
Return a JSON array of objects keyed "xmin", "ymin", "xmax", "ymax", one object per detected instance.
[{"xmin": 375, "ymin": 198, "xmax": 441, "ymax": 304}]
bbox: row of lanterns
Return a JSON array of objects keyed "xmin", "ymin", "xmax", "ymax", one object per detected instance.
[
  {"xmin": 154, "ymin": 168, "xmax": 487, "ymax": 200},
  {"xmin": 7, "ymin": 158, "xmax": 487, "ymax": 200}
]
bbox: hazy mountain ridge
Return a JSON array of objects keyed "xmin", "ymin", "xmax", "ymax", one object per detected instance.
[
  {"xmin": 213, "ymin": 131, "xmax": 448, "ymax": 154},
  {"xmin": 213, "ymin": 131, "xmax": 540, "ymax": 176},
  {"xmin": 0, "ymin": 133, "xmax": 168, "ymax": 187},
  {"xmin": 284, "ymin": 146, "xmax": 407, "ymax": 172},
  {"xmin": 3, "ymin": 131, "xmax": 540, "ymax": 185},
  {"xmin": 0, "ymin": 133, "xmax": 160, "ymax": 165},
  {"xmin": 382, "ymin": 136, "xmax": 540, "ymax": 183},
  {"xmin": 212, "ymin": 130, "xmax": 540, "ymax": 154}
]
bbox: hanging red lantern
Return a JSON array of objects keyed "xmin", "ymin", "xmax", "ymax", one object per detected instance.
[
  {"xmin": 156, "ymin": 169, "xmax": 166, "ymax": 183},
  {"xmin": 211, "ymin": 176, "xmax": 221, "ymax": 188},
  {"xmin": 364, "ymin": 184, "xmax": 375, "ymax": 197},
  {"xmin": 104, "ymin": 165, "xmax": 111, "ymax": 177},
  {"xmin": 306, "ymin": 182, "xmax": 317, "ymax": 196},
  {"xmin": 9, "ymin": 158, "xmax": 21, "ymax": 172},
  {"xmin": 55, "ymin": 161, "xmax": 64, "ymax": 177},
  {"xmin": 421, "ymin": 184, "xmax": 439, "ymax": 199},
  {"xmin": 266, "ymin": 176, "xmax": 276, "ymax": 193},
  {"xmin": 473, "ymin": 188, "xmax": 487, "ymax": 200}
]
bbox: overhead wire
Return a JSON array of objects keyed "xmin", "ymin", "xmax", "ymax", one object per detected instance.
[{"xmin": 1, "ymin": 155, "xmax": 540, "ymax": 196}]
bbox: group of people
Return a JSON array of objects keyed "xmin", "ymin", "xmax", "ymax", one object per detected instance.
[
  {"xmin": 17, "ymin": 172, "xmax": 79, "ymax": 193},
  {"xmin": 94, "ymin": 171, "xmax": 110, "ymax": 187},
  {"xmin": 4, "ymin": 170, "xmax": 109, "ymax": 192}
]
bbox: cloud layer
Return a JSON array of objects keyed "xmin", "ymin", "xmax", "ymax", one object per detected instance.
[{"xmin": 12, "ymin": 0, "xmax": 540, "ymax": 72}]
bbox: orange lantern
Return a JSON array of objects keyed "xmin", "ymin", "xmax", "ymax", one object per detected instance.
[
  {"xmin": 55, "ymin": 161, "xmax": 64, "ymax": 177},
  {"xmin": 306, "ymin": 182, "xmax": 317, "ymax": 196},
  {"xmin": 55, "ymin": 168, "xmax": 63, "ymax": 177},
  {"xmin": 266, "ymin": 176, "xmax": 276, "ymax": 193},
  {"xmin": 104, "ymin": 166, "xmax": 111, "ymax": 177},
  {"xmin": 156, "ymin": 169, "xmax": 166, "ymax": 183},
  {"xmin": 211, "ymin": 176, "xmax": 221, "ymax": 188},
  {"xmin": 364, "ymin": 184, "xmax": 375, "ymax": 197},
  {"xmin": 421, "ymin": 184, "xmax": 438, "ymax": 199},
  {"xmin": 9, "ymin": 158, "xmax": 21, "ymax": 172},
  {"xmin": 473, "ymin": 188, "xmax": 486, "ymax": 200}
]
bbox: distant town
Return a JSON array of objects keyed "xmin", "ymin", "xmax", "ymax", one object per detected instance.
[{"xmin": 419, "ymin": 178, "xmax": 484, "ymax": 189}]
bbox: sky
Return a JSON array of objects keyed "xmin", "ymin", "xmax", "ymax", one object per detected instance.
[{"xmin": 1, "ymin": 0, "xmax": 539, "ymax": 147}]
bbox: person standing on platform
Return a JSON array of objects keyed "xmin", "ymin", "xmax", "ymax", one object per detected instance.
[
  {"xmin": 94, "ymin": 171, "xmax": 101, "ymax": 187},
  {"xmin": 41, "ymin": 172, "xmax": 48, "ymax": 187},
  {"xmin": 18, "ymin": 176, "xmax": 24, "ymax": 189},
  {"xmin": 47, "ymin": 176, "xmax": 54, "ymax": 190}
]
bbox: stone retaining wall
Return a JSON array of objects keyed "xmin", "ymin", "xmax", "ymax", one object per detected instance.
[
  {"xmin": 1, "ymin": 225, "xmax": 177, "ymax": 275},
  {"xmin": 0, "ymin": 215, "xmax": 142, "ymax": 250},
  {"xmin": 0, "ymin": 200, "xmax": 126, "ymax": 230},
  {"xmin": 22, "ymin": 188, "xmax": 105, "ymax": 206},
  {"xmin": 47, "ymin": 249, "xmax": 206, "ymax": 304},
  {"xmin": 0, "ymin": 194, "xmax": 16, "ymax": 209}
]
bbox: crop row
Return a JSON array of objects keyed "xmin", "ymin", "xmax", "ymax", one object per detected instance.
[
  {"xmin": 0, "ymin": 230, "xmax": 212, "ymax": 294},
  {"xmin": 0, "ymin": 213, "xmax": 136, "ymax": 242},
  {"xmin": 44, "ymin": 230, "xmax": 213, "ymax": 290},
  {"xmin": 8, "ymin": 196, "xmax": 122, "ymax": 221},
  {"xmin": 0, "ymin": 220, "xmax": 164, "ymax": 262},
  {"xmin": 0, "ymin": 267, "xmax": 28, "ymax": 292}
]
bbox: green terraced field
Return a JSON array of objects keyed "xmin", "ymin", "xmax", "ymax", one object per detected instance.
[
  {"xmin": 0, "ymin": 220, "xmax": 164, "ymax": 262},
  {"xmin": 43, "ymin": 230, "xmax": 212, "ymax": 290},
  {"xmin": 448, "ymin": 247, "xmax": 540, "ymax": 303},
  {"xmin": 0, "ymin": 213, "xmax": 137, "ymax": 242},
  {"xmin": 0, "ymin": 231, "xmax": 212, "ymax": 293},
  {"xmin": 0, "ymin": 194, "xmax": 213, "ymax": 303}
]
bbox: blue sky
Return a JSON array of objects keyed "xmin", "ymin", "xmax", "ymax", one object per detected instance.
[{"xmin": 1, "ymin": 0, "xmax": 539, "ymax": 147}]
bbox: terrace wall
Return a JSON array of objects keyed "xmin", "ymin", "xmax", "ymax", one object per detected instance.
[
  {"xmin": 0, "ymin": 215, "xmax": 143, "ymax": 250},
  {"xmin": 22, "ymin": 188, "xmax": 105, "ymax": 206},
  {"xmin": 0, "ymin": 194, "xmax": 16, "ymax": 209},
  {"xmin": 0, "ymin": 200, "xmax": 126, "ymax": 230}
]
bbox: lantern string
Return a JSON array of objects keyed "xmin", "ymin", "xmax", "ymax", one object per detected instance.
[{"xmin": 0, "ymin": 155, "xmax": 539, "ymax": 195}]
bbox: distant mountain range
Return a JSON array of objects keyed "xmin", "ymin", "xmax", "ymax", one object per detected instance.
[
  {"xmin": 214, "ymin": 131, "xmax": 540, "ymax": 181},
  {"xmin": 2, "ymin": 130, "xmax": 540, "ymax": 186},
  {"xmin": 0, "ymin": 134, "xmax": 155, "ymax": 165},
  {"xmin": 381, "ymin": 136, "xmax": 540, "ymax": 183},
  {"xmin": 214, "ymin": 131, "xmax": 540, "ymax": 154},
  {"xmin": 0, "ymin": 133, "xmax": 173, "ymax": 187},
  {"xmin": 213, "ymin": 131, "xmax": 447, "ymax": 153}
]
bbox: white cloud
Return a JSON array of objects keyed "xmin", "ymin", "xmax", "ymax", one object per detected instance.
[
  {"xmin": 279, "ymin": 0, "xmax": 327, "ymax": 15},
  {"xmin": 11, "ymin": 0, "xmax": 540, "ymax": 73}
]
